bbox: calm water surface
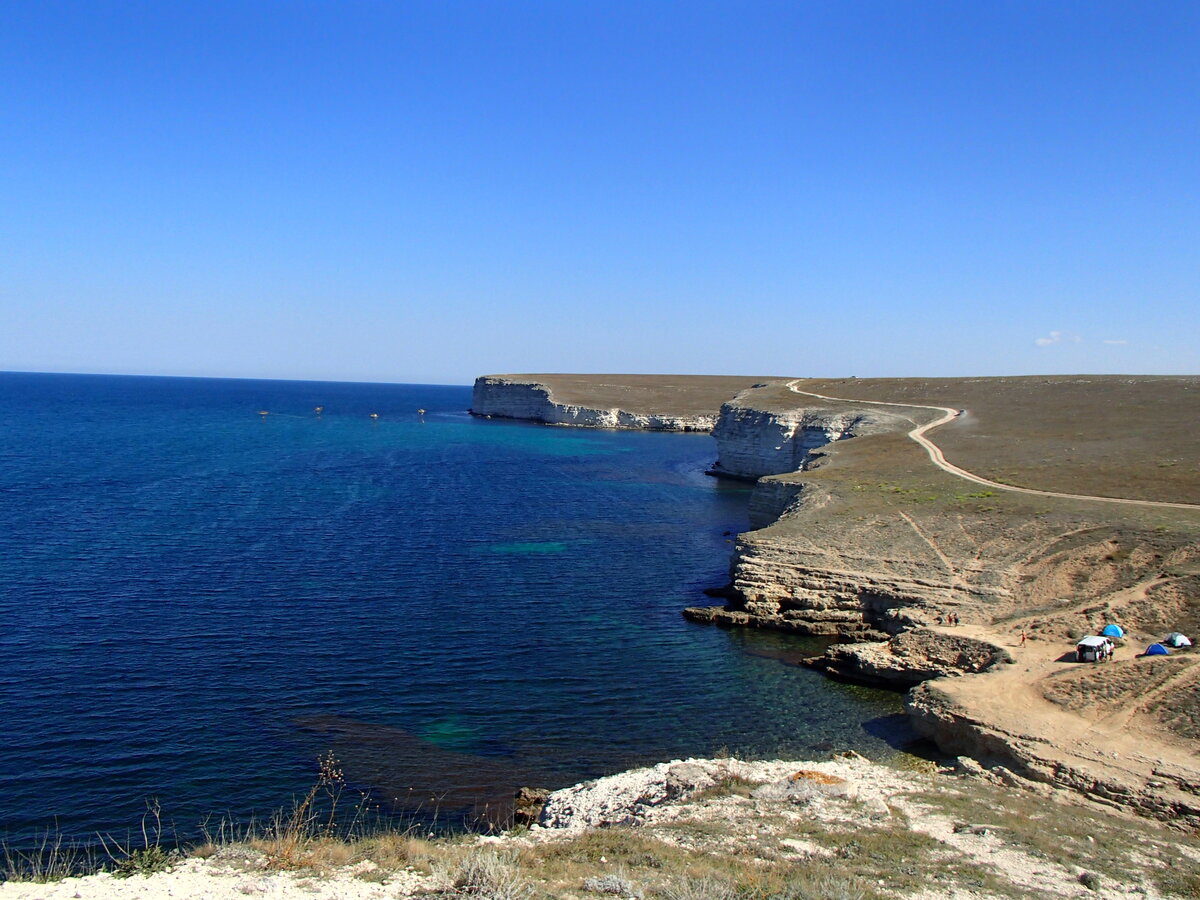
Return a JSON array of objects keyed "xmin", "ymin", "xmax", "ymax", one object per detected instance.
[{"xmin": 0, "ymin": 372, "xmax": 909, "ymax": 844}]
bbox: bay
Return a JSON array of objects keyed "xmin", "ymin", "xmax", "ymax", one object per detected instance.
[{"xmin": 0, "ymin": 372, "xmax": 909, "ymax": 845}]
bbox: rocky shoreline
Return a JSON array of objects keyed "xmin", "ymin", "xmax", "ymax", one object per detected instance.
[
  {"xmin": 1, "ymin": 373, "xmax": 1194, "ymax": 896},
  {"xmin": 7, "ymin": 753, "xmax": 1197, "ymax": 898},
  {"xmin": 470, "ymin": 374, "xmax": 1200, "ymax": 829}
]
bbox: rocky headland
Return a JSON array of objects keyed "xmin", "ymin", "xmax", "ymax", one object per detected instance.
[
  {"xmin": 471, "ymin": 374, "xmax": 773, "ymax": 431},
  {"xmin": 471, "ymin": 374, "xmax": 1200, "ymax": 830}
]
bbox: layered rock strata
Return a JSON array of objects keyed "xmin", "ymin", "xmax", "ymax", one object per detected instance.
[
  {"xmin": 815, "ymin": 630, "xmax": 1014, "ymax": 688},
  {"xmin": 468, "ymin": 371, "xmax": 1200, "ymax": 826},
  {"xmin": 907, "ymin": 683, "xmax": 1200, "ymax": 828},
  {"xmin": 471, "ymin": 376, "xmax": 715, "ymax": 431},
  {"xmin": 687, "ymin": 473, "xmax": 1015, "ymax": 648},
  {"xmin": 708, "ymin": 394, "xmax": 905, "ymax": 479}
]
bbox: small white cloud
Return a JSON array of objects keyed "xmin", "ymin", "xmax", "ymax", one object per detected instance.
[
  {"xmin": 1034, "ymin": 330, "xmax": 1083, "ymax": 347},
  {"xmin": 1034, "ymin": 331, "xmax": 1063, "ymax": 346},
  {"xmin": 1102, "ymin": 339, "xmax": 1128, "ymax": 345}
]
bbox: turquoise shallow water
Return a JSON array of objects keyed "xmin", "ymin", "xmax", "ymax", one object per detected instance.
[{"xmin": 0, "ymin": 372, "xmax": 910, "ymax": 845}]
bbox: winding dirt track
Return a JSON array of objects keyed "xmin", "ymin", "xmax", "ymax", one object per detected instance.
[{"xmin": 785, "ymin": 381, "xmax": 1200, "ymax": 512}]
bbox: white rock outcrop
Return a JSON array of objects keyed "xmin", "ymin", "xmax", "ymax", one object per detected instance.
[
  {"xmin": 533, "ymin": 756, "xmax": 874, "ymax": 833},
  {"xmin": 470, "ymin": 377, "xmax": 716, "ymax": 431},
  {"xmin": 709, "ymin": 397, "xmax": 906, "ymax": 480}
]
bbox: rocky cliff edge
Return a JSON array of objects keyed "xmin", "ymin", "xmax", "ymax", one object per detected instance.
[{"xmin": 471, "ymin": 374, "xmax": 775, "ymax": 432}]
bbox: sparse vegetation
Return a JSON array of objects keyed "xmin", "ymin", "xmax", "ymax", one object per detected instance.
[
  {"xmin": 956, "ymin": 490, "xmax": 996, "ymax": 501},
  {"xmin": 111, "ymin": 844, "xmax": 177, "ymax": 879},
  {"xmin": 690, "ymin": 773, "xmax": 759, "ymax": 801},
  {"xmin": 439, "ymin": 847, "xmax": 533, "ymax": 899},
  {"xmin": 5, "ymin": 752, "xmax": 1200, "ymax": 898},
  {"xmin": 259, "ymin": 750, "xmax": 349, "ymax": 868},
  {"xmin": 2, "ymin": 828, "xmax": 97, "ymax": 884},
  {"xmin": 99, "ymin": 799, "xmax": 179, "ymax": 879},
  {"xmin": 584, "ymin": 869, "xmax": 641, "ymax": 897},
  {"xmin": 1078, "ymin": 870, "xmax": 1102, "ymax": 891}
]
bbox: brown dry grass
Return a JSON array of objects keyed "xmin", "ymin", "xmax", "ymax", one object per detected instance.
[
  {"xmin": 1041, "ymin": 654, "xmax": 1195, "ymax": 712},
  {"xmin": 490, "ymin": 373, "xmax": 1200, "ymax": 506},
  {"xmin": 790, "ymin": 375, "xmax": 1200, "ymax": 504},
  {"xmin": 789, "ymin": 770, "xmax": 846, "ymax": 785},
  {"xmin": 909, "ymin": 778, "xmax": 1200, "ymax": 895}
]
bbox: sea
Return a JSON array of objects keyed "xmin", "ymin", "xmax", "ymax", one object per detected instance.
[{"xmin": 0, "ymin": 372, "xmax": 911, "ymax": 847}]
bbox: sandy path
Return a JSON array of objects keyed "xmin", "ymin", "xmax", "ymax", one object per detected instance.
[{"xmin": 785, "ymin": 381, "xmax": 1200, "ymax": 511}]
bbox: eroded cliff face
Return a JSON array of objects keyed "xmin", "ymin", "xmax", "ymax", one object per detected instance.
[
  {"xmin": 906, "ymin": 682, "xmax": 1200, "ymax": 827},
  {"xmin": 818, "ymin": 629, "xmax": 1013, "ymax": 688},
  {"xmin": 471, "ymin": 377, "xmax": 716, "ymax": 431},
  {"xmin": 745, "ymin": 476, "xmax": 810, "ymax": 530},
  {"xmin": 709, "ymin": 399, "xmax": 902, "ymax": 479},
  {"xmin": 693, "ymin": 394, "xmax": 1016, "ymax": 645},
  {"xmin": 706, "ymin": 521, "xmax": 1007, "ymax": 640},
  {"xmin": 468, "ymin": 371, "xmax": 1200, "ymax": 824}
]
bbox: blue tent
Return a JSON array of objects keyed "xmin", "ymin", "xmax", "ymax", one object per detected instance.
[
  {"xmin": 1145, "ymin": 643, "xmax": 1170, "ymax": 656},
  {"xmin": 1101, "ymin": 623, "xmax": 1125, "ymax": 638}
]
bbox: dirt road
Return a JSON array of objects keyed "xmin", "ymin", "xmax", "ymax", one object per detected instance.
[{"xmin": 786, "ymin": 381, "xmax": 1200, "ymax": 512}]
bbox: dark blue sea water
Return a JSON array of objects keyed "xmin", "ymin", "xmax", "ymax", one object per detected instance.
[{"xmin": 0, "ymin": 372, "xmax": 909, "ymax": 845}]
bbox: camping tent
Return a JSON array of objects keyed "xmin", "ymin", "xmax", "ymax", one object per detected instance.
[
  {"xmin": 1145, "ymin": 643, "xmax": 1170, "ymax": 656},
  {"xmin": 1101, "ymin": 623, "xmax": 1125, "ymax": 638},
  {"xmin": 1165, "ymin": 632, "xmax": 1192, "ymax": 648}
]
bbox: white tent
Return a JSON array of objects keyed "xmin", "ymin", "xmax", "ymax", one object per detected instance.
[{"xmin": 1165, "ymin": 632, "xmax": 1192, "ymax": 648}]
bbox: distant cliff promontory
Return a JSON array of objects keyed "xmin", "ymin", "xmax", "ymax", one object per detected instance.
[{"xmin": 470, "ymin": 373, "xmax": 775, "ymax": 432}]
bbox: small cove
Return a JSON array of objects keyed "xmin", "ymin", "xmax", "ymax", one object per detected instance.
[{"xmin": 0, "ymin": 373, "xmax": 911, "ymax": 847}]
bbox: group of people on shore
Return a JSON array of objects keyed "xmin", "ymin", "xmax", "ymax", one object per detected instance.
[{"xmin": 934, "ymin": 612, "xmax": 961, "ymax": 627}]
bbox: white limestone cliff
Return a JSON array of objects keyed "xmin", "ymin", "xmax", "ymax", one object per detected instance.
[
  {"xmin": 708, "ymin": 394, "xmax": 907, "ymax": 480},
  {"xmin": 470, "ymin": 376, "xmax": 716, "ymax": 431}
]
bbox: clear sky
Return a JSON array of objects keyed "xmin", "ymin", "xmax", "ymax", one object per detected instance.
[{"xmin": 2, "ymin": 1, "xmax": 1196, "ymax": 384}]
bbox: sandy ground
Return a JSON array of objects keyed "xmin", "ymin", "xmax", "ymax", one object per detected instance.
[
  {"xmin": 923, "ymin": 607, "xmax": 1200, "ymax": 816},
  {"xmin": 0, "ymin": 857, "xmax": 431, "ymax": 899}
]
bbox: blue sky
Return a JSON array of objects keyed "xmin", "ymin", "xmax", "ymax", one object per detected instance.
[{"xmin": 2, "ymin": 1, "xmax": 1196, "ymax": 384}]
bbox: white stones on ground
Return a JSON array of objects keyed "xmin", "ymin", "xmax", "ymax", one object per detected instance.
[{"xmin": 533, "ymin": 756, "xmax": 885, "ymax": 834}]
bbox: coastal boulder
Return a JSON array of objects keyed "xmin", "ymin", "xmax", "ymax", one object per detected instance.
[{"xmin": 821, "ymin": 629, "xmax": 1013, "ymax": 688}]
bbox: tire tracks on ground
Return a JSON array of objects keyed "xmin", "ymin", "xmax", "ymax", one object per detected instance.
[{"xmin": 784, "ymin": 380, "xmax": 1200, "ymax": 512}]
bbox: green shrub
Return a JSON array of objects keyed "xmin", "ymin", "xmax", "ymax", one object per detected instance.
[{"xmin": 113, "ymin": 845, "xmax": 176, "ymax": 878}]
